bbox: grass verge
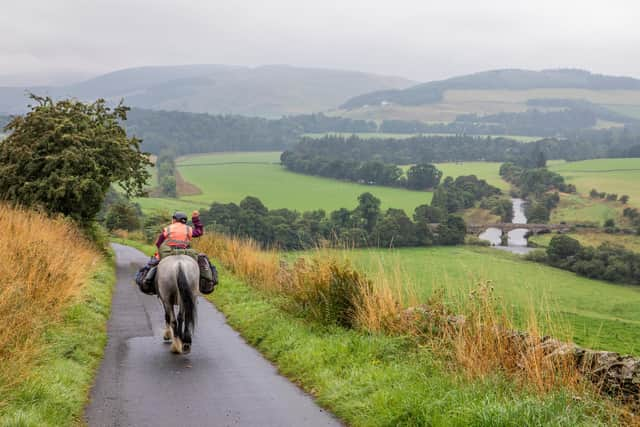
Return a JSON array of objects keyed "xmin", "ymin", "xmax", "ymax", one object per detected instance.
[
  {"xmin": 0, "ymin": 257, "xmax": 115, "ymax": 427},
  {"xmin": 207, "ymin": 268, "xmax": 616, "ymax": 426}
]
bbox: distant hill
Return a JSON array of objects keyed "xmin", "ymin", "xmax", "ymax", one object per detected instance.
[
  {"xmin": 0, "ymin": 64, "xmax": 413, "ymax": 117},
  {"xmin": 341, "ymin": 69, "xmax": 640, "ymax": 109}
]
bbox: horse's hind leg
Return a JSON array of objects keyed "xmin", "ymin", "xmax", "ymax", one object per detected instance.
[
  {"xmin": 179, "ymin": 306, "xmax": 192, "ymax": 354},
  {"xmin": 163, "ymin": 309, "xmax": 172, "ymax": 342},
  {"xmin": 163, "ymin": 300, "xmax": 182, "ymax": 354}
]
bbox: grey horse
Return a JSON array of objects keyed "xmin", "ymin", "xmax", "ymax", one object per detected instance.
[{"xmin": 156, "ymin": 255, "xmax": 199, "ymax": 354}]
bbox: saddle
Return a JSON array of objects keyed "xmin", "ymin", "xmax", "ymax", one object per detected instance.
[{"xmin": 135, "ymin": 254, "xmax": 218, "ymax": 295}]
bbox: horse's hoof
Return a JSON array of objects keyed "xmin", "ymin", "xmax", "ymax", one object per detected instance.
[
  {"xmin": 163, "ymin": 334, "xmax": 172, "ymax": 342},
  {"xmin": 170, "ymin": 341, "xmax": 182, "ymax": 354},
  {"xmin": 182, "ymin": 343, "xmax": 191, "ymax": 354}
]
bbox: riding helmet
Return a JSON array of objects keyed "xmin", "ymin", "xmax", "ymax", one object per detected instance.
[{"xmin": 172, "ymin": 211, "xmax": 188, "ymax": 223}]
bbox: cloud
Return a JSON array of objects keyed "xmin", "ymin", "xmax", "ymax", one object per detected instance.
[{"xmin": 0, "ymin": 0, "xmax": 638, "ymax": 82}]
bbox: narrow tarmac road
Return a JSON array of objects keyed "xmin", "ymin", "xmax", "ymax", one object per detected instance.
[{"xmin": 85, "ymin": 243, "xmax": 341, "ymax": 427}]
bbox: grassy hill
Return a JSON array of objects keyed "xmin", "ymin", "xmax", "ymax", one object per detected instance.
[
  {"xmin": 545, "ymin": 158, "xmax": 640, "ymax": 225},
  {"xmin": 338, "ymin": 69, "xmax": 640, "ymax": 123},
  {"xmin": 0, "ymin": 64, "xmax": 413, "ymax": 117},
  {"xmin": 134, "ymin": 152, "xmax": 432, "ymax": 214}
]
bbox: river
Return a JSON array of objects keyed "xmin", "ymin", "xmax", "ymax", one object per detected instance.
[{"xmin": 478, "ymin": 198, "xmax": 535, "ymax": 255}]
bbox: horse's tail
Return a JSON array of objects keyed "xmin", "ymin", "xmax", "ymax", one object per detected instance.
[{"xmin": 177, "ymin": 263, "xmax": 197, "ymax": 337}]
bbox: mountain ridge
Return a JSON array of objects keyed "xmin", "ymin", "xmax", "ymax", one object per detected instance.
[{"xmin": 0, "ymin": 64, "xmax": 414, "ymax": 117}]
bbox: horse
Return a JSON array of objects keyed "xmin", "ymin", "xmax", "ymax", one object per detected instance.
[{"xmin": 156, "ymin": 255, "xmax": 199, "ymax": 354}]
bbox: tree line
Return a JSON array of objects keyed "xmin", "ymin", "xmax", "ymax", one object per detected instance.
[
  {"xmin": 380, "ymin": 102, "xmax": 635, "ymax": 137},
  {"xmin": 532, "ymin": 235, "xmax": 640, "ymax": 285},
  {"xmin": 281, "ymin": 133, "xmax": 640, "ymax": 172},
  {"xmin": 124, "ymin": 110, "xmax": 379, "ymax": 155},
  {"xmin": 280, "ymin": 150, "xmax": 443, "ymax": 189},
  {"xmin": 197, "ymin": 193, "xmax": 466, "ymax": 250}
]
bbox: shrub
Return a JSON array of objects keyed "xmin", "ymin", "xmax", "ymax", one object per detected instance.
[
  {"xmin": 547, "ymin": 235, "xmax": 582, "ymax": 263},
  {"xmin": 104, "ymin": 200, "xmax": 141, "ymax": 231},
  {"xmin": 524, "ymin": 249, "xmax": 548, "ymax": 263},
  {"xmin": 465, "ymin": 235, "xmax": 490, "ymax": 246}
]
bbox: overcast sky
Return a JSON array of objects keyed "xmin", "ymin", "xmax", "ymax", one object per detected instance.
[{"xmin": 1, "ymin": 0, "xmax": 638, "ymax": 85}]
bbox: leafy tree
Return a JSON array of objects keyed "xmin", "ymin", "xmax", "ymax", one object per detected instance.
[
  {"xmin": 105, "ymin": 201, "xmax": 141, "ymax": 231},
  {"xmin": 436, "ymin": 215, "xmax": 466, "ymax": 245},
  {"xmin": 620, "ymin": 195, "xmax": 630, "ymax": 204},
  {"xmin": 547, "ymin": 235, "xmax": 581, "ymax": 263},
  {"xmin": 406, "ymin": 163, "xmax": 442, "ymax": 190},
  {"xmin": 160, "ymin": 176, "xmax": 177, "ymax": 197},
  {"xmin": 0, "ymin": 95, "xmax": 150, "ymax": 223},
  {"xmin": 354, "ymin": 192, "xmax": 381, "ymax": 233},
  {"xmin": 373, "ymin": 209, "xmax": 417, "ymax": 247},
  {"xmin": 413, "ymin": 204, "xmax": 446, "ymax": 223}
]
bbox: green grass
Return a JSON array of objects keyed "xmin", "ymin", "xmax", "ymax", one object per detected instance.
[
  {"xmin": 179, "ymin": 151, "xmax": 282, "ymax": 165},
  {"xmin": 134, "ymin": 152, "xmax": 432, "ymax": 214},
  {"xmin": 337, "ymin": 246, "xmax": 640, "ymax": 355},
  {"xmin": 207, "ymin": 268, "xmax": 615, "ymax": 426},
  {"xmin": 550, "ymin": 193, "xmax": 621, "ymax": 225},
  {"xmin": 0, "ymin": 257, "xmax": 115, "ymax": 427},
  {"xmin": 550, "ymin": 158, "xmax": 640, "ymax": 210}
]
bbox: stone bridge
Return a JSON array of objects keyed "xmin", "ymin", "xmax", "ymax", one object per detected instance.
[{"xmin": 466, "ymin": 223, "xmax": 572, "ymax": 236}]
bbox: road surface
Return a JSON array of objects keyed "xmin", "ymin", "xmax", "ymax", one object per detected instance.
[{"xmin": 85, "ymin": 243, "xmax": 340, "ymax": 427}]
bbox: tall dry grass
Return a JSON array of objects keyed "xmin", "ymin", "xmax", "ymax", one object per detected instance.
[
  {"xmin": 0, "ymin": 204, "xmax": 98, "ymax": 404},
  {"xmin": 196, "ymin": 233, "xmax": 593, "ymax": 397}
]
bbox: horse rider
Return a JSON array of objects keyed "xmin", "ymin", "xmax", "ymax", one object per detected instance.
[{"xmin": 141, "ymin": 210, "xmax": 204, "ymax": 291}]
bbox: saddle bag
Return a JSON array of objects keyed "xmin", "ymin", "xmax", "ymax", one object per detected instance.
[
  {"xmin": 197, "ymin": 253, "xmax": 218, "ymax": 294},
  {"xmin": 136, "ymin": 257, "xmax": 158, "ymax": 295}
]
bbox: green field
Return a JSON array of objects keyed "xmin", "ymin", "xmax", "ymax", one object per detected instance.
[
  {"xmin": 549, "ymin": 193, "xmax": 620, "ymax": 225},
  {"xmin": 550, "ymin": 158, "xmax": 640, "ymax": 207},
  {"xmin": 548, "ymin": 158, "xmax": 640, "ymax": 224},
  {"xmin": 135, "ymin": 152, "xmax": 432, "ymax": 214},
  {"xmin": 335, "ymin": 246, "xmax": 640, "ymax": 355}
]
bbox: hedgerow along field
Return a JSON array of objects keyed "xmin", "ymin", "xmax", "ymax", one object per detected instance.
[
  {"xmin": 305, "ymin": 132, "xmax": 541, "ymax": 142},
  {"xmin": 332, "ymin": 245, "xmax": 640, "ymax": 356},
  {"xmin": 135, "ymin": 152, "xmax": 433, "ymax": 214}
]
